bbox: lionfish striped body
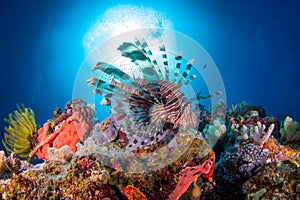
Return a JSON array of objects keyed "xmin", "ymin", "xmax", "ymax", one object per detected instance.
[{"xmin": 87, "ymin": 38, "xmax": 201, "ymax": 151}]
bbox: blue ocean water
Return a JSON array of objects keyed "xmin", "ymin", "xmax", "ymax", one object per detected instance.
[{"xmin": 0, "ymin": 0, "xmax": 299, "ymax": 140}]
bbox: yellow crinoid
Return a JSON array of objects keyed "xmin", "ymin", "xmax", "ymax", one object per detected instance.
[{"xmin": 2, "ymin": 105, "xmax": 37, "ymax": 160}]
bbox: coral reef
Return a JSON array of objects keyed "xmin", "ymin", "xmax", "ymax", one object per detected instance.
[
  {"xmin": 0, "ymin": 94, "xmax": 215, "ymax": 199},
  {"xmin": 0, "ymin": 99, "xmax": 299, "ymax": 200},
  {"xmin": 242, "ymin": 159, "xmax": 300, "ymax": 199},
  {"xmin": 0, "ymin": 135, "xmax": 214, "ymax": 199},
  {"xmin": 263, "ymin": 137, "xmax": 299, "ymax": 163},
  {"xmin": 2, "ymin": 105, "xmax": 37, "ymax": 160}
]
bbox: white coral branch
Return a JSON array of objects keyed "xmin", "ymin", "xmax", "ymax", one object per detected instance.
[{"xmin": 231, "ymin": 122, "xmax": 274, "ymax": 146}]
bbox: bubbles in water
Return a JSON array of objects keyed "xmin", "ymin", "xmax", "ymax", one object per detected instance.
[{"xmin": 82, "ymin": 5, "xmax": 173, "ymax": 54}]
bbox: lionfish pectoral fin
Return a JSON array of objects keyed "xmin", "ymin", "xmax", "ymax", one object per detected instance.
[{"xmin": 93, "ymin": 62, "xmax": 159, "ymax": 103}]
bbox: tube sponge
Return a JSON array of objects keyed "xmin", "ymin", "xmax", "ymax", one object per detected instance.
[{"xmin": 2, "ymin": 105, "xmax": 37, "ymax": 160}]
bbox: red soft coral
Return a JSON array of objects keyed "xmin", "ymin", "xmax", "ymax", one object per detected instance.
[{"xmin": 168, "ymin": 159, "xmax": 214, "ymax": 200}]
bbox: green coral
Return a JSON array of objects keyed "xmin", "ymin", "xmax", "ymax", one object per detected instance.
[{"xmin": 2, "ymin": 105, "xmax": 37, "ymax": 160}]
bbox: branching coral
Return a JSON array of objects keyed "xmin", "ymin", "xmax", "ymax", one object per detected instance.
[
  {"xmin": 231, "ymin": 121, "xmax": 274, "ymax": 146},
  {"xmin": 2, "ymin": 105, "xmax": 37, "ymax": 160}
]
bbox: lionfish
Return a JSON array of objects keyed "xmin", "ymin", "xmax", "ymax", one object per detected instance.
[{"xmin": 87, "ymin": 37, "xmax": 218, "ymax": 151}]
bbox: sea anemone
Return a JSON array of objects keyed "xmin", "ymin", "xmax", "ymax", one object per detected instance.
[
  {"xmin": 87, "ymin": 38, "xmax": 215, "ymax": 151},
  {"xmin": 2, "ymin": 105, "xmax": 37, "ymax": 160}
]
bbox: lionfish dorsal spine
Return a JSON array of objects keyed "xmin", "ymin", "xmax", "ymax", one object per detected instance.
[
  {"xmin": 173, "ymin": 52, "xmax": 183, "ymax": 84},
  {"xmin": 134, "ymin": 37, "xmax": 164, "ymax": 80},
  {"xmin": 179, "ymin": 58, "xmax": 195, "ymax": 86},
  {"xmin": 159, "ymin": 44, "xmax": 169, "ymax": 81}
]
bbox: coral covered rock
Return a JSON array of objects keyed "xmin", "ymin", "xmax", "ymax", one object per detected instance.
[
  {"xmin": 242, "ymin": 158, "xmax": 300, "ymax": 199},
  {"xmin": 29, "ymin": 99, "xmax": 94, "ymax": 160},
  {"xmin": 0, "ymin": 138, "xmax": 214, "ymax": 200}
]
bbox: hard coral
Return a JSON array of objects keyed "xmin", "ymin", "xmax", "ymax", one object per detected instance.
[
  {"xmin": 2, "ymin": 105, "xmax": 37, "ymax": 160},
  {"xmin": 231, "ymin": 121, "xmax": 274, "ymax": 146},
  {"xmin": 30, "ymin": 99, "xmax": 94, "ymax": 160}
]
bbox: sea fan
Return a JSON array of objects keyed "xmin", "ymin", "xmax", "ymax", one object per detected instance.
[
  {"xmin": 2, "ymin": 105, "xmax": 37, "ymax": 160},
  {"xmin": 87, "ymin": 38, "xmax": 212, "ymax": 151}
]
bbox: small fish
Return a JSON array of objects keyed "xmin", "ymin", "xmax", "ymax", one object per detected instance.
[{"xmin": 202, "ymin": 64, "xmax": 207, "ymax": 70}]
